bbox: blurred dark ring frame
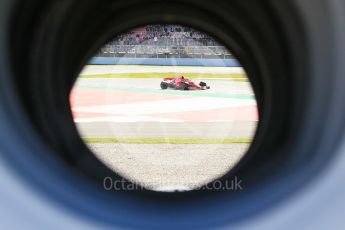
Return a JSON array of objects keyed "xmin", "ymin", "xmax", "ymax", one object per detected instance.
[{"xmin": 2, "ymin": 0, "xmax": 345, "ymax": 228}]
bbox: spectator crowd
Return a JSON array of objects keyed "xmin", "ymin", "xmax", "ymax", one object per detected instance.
[{"xmin": 112, "ymin": 25, "xmax": 219, "ymax": 46}]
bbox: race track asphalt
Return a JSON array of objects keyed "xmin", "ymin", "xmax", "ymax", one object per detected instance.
[
  {"xmin": 70, "ymin": 66, "xmax": 257, "ymax": 190},
  {"xmin": 71, "ymin": 77, "xmax": 258, "ymax": 140}
]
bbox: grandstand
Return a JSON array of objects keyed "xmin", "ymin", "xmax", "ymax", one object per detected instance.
[{"xmin": 95, "ymin": 25, "xmax": 233, "ymax": 59}]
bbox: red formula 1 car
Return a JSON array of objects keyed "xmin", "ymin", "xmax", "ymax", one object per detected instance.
[{"xmin": 160, "ymin": 76, "xmax": 210, "ymax": 90}]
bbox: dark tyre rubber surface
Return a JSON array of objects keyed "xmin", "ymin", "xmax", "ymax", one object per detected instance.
[
  {"xmin": 160, "ymin": 81, "xmax": 168, "ymax": 90},
  {"xmin": 199, "ymin": 81, "xmax": 207, "ymax": 87}
]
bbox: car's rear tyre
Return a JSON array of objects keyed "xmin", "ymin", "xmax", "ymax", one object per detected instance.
[{"xmin": 160, "ymin": 81, "xmax": 168, "ymax": 90}]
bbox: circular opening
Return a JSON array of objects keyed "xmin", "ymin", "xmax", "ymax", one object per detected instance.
[{"xmin": 70, "ymin": 24, "xmax": 258, "ymax": 192}]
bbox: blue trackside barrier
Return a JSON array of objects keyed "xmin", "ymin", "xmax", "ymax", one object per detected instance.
[{"xmin": 89, "ymin": 57, "xmax": 240, "ymax": 67}]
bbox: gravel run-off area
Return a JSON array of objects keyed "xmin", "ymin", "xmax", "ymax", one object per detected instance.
[{"xmin": 88, "ymin": 143, "xmax": 250, "ymax": 191}]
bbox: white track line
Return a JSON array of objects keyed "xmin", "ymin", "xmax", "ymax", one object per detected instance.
[{"xmin": 72, "ymin": 97, "xmax": 255, "ymax": 116}]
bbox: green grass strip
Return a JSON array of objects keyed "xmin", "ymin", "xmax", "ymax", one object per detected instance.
[
  {"xmin": 80, "ymin": 72, "xmax": 247, "ymax": 79},
  {"xmin": 84, "ymin": 138, "xmax": 252, "ymax": 144}
]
